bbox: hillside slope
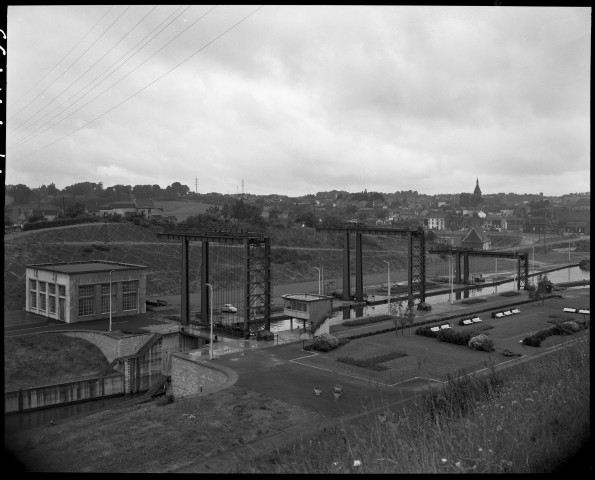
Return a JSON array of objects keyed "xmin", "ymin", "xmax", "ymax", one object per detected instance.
[{"xmin": 4, "ymin": 223, "xmax": 413, "ymax": 311}]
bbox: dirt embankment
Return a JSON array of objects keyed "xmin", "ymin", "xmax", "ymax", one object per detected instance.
[{"xmin": 6, "ymin": 386, "xmax": 321, "ymax": 473}]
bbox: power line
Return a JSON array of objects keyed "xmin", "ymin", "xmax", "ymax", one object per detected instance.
[
  {"xmin": 12, "ymin": 5, "xmax": 159, "ymax": 136},
  {"xmin": 10, "ymin": 5, "xmax": 133, "ymax": 132},
  {"xmin": 8, "ymin": 5, "xmax": 191, "ymax": 150},
  {"xmin": 8, "ymin": 5, "xmax": 131, "ymax": 128},
  {"xmin": 8, "ymin": 5, "xmax": 263, "ymax": 166},
  {"xmin": 9, "ymin": 5, "xmax": 206, "ymax": 151},
  {"xmin": 8, "ymin": 5, "xmax": 115, "ymax": 112}
]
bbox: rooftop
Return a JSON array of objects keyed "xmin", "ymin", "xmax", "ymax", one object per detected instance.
[
  {"xmin": 26, "ymin": 260, "xmax": 147, "ymax": 274},
  {"xmin": 281, "ymin": 293, "xmax": 332, "ymax": 302}
]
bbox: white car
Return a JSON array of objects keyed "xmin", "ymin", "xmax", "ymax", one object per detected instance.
[{"xmin": 221, "ymin": 304, "xmax": 237, "ymax": 313}]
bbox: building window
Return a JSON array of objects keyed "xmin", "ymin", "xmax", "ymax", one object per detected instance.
[
  {"xmin": 101, "ymin": 283, "xmax": 117, "ymax": 314},
  {"xmin": 39, "ymin": 292, "xmax": 47, "ymax": 312},
  {"xmin": 49, "ymin": 295, "xmax": 56, "ymax": 314},
  {"xmin": 288, "ymin": 300, "xmax": 307, "ymax": 312},
  {"xmin": 30, "ymin": 280, "xmax": 37, "ymax": 309},
  {"xmin": 59, "ymin": 285, "xmax": 66, "ymax": 297},
  {"xmin": 122, "ymin": 281, "xmax": 138, "ymax": 311},
  {"xmin": 79, "ymin": 285, "xmax": 95, "ymax": 316},
  {"xmin": 48, "ymin": 284, "xmax": 56, "ymax": 314}
]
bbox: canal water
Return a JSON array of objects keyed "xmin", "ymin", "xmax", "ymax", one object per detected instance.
[{"xmin": 270, "ymin": 265, "xmax": 590, "ymax": 330}]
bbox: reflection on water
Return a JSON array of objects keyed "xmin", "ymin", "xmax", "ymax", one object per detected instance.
[{"xmin": 271, "ymin": 266, "xmax": 589, "ymax": 328}]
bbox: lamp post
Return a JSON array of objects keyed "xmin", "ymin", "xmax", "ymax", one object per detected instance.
[
  {"xmin": 495, "ymin": 257, "xmax": 498, "ymax": 293},
  {"xmin": 383, "ymin": 261, "xmax": 390, "ymax": 313},
  {"xmin": 313, "ymin": 267, "xmax": 321, "ymax": 295},
  {"xmin": 109, "ymin": 269, "xmax": 115, "ymax": 332},
  {"xmin": 448, "ymin": 255, "xmax": 455, "ymax": 305},
  {"xmin": 206, "ymin": 283, "xmax": 213, "ymax": 360}
]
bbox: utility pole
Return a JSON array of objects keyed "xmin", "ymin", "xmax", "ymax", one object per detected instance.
[{"xmin": 195, "ymin": 177, "xmax": 199, "ymax": 194}]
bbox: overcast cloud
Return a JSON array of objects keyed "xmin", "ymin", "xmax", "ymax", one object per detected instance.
[{"xmin": 5, "ymin": 5, "xmax": 591, "ymax": 197}]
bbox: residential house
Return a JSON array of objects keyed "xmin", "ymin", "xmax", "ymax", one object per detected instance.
[
  {"xmin": 425, "ymin": 211, "xmax": 447, "ymax": 230},
  {"xmin": 136, "ymin": 198, "xmax": 164, "ymax": 219},
  {"xmin": 483, "ymin": 214, "xmax": 507, "ymax": 231},
  {"xmin": 460, "ymin": 227, "xmax": 491, "ymax": 250}
]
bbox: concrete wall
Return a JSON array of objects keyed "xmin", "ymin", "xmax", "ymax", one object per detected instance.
[
  {"xmin": 170, "ymin": 353, "xmax": 238, "ymax": 399},
  {"xmin": 58, "ymin": 330, "xmax": 154, "ymax": 363},
  {"xmin": 5, "ymin": 372, "xmax": 124, "ymax": 413}
]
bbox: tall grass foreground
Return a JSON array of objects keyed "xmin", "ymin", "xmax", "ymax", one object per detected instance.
[{"xmin": 247, "ymin": 338, "xmax": 590, "ymax": 473}]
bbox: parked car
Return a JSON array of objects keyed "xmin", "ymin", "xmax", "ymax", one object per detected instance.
[{"xmin": 221, "ymin": 304, "xmax": 238, "ymax": 313}]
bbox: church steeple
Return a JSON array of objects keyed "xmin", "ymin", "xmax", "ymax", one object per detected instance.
[{"xmin": 473, "ymin": 178, "xmax": 482, "ymax": 197}]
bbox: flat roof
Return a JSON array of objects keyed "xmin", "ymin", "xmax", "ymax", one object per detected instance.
[
  {"xmin": 282, "ymin": 293, "xmax": 331, "ymax": 302},
  {"xmin": 26, "ymin": 261, "xmax": 147, "ymax": 274}
]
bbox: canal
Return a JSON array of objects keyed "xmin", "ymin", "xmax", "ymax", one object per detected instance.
[{"xmin": 5, "ymin": 266, "xmax": 588, "ymax": 433}]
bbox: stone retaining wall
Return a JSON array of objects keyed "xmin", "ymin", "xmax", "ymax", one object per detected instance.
[{"xmin": 170, "ymin": 352, "xmax": 238, "ymax": 399}]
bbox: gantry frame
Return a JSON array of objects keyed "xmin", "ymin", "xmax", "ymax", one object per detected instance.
[
  {"xmin": 157, "ymin": 230, "xmax": 271, "ymax": 333},
  {"xmin": 428, "ymin": 246, "xmax": 529, "ymax": 290},
  {"xmin": 316, "ymin": 224, "xmax": 426, "ymax": 307}
]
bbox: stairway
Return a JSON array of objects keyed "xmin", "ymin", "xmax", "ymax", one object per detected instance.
[{"xmin": 144, "ymin": 374, "xmax": 169, "ymax": 399}]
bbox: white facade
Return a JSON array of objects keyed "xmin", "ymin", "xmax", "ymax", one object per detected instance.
[{"xmin": 25, "ymin": 261, "xmax": 147, "ymax": 323}]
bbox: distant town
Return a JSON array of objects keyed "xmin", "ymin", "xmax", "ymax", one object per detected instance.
[{"xmin": 4, "ymin": 179, "xmax": 591, "ymax": 236}]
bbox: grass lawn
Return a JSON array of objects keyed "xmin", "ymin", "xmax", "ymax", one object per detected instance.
[{"xmin": 4, "ymin": 334, "xmax": 110, "ymax": 390}]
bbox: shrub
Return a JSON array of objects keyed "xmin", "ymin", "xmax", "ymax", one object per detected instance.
[
  {"xmin": 522, "ymin": 322, "xmax": 583, "ymax": 347},
  {"xmin": 460, "ymin": 298, "xmax": 488, "ymax": 305},
  {"xmin": 562, "ymin": 321, "xmax": 581, "ymax": 332},
  {"xmin": 436, "ymin": 329, "xmax": 479, "ymax": 346},
  {"xmin": 499, "ymin": 291, "xmax": 521, "ymax": 297},
  {"xmin": 311, "ymin": 333, "xmax": 340, "ymax": 352},
  {"xmin": 468, "ymin": 334, "xmax": 495, "ymax": 352},
  {"xmin": 415, "ymin": 325, "xmax": 439, "ymax": 338},
  {"xmin": 342, "ymin": 314, "xmax": 393, "ymax": 327}
]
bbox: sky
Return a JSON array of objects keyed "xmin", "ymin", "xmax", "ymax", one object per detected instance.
[{"xmin": 5, "ymin": 5, "xmax": 591, "ymax": 198}]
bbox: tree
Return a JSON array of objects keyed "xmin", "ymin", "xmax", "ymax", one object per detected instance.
[
  {"xmin": 389, "ymin": 300, "xmax": 417, "ymax": 335},
  {"xmin": 65, "ymin": 202, "xmax": 86, "ymax": 218},
  {"xmin": 164, "ymin": 182, "xmax": 189, "ymax": 199},
  {"xmin": 6, "ymin": 184, "xmax": 33, "ymax": 204},
  {"xmin": 535, "ymin": 274, "xmax": 550, "ymax": 306}
]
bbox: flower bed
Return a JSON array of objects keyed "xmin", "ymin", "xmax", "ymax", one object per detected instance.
[
  {"xmin": 499, "ymin": 291, "xmax": 521, "ymax": 297},
  {"xmin": 342, "ymin": 314, "xmax": 393, "ymax": 327},
  {"xmin": 460, "ymin": 298, "xmax": 488, "ymax": 305},
  {"xmin": 337, "ymin": 351, "xmax": 408, "ymax": 371}
]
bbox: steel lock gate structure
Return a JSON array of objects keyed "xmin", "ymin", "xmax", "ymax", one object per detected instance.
[
  {"xmin": 157, "ymin": 230, "xmax": 271, "ymax": 335},
  {"xmin": 315, "ymin": 224, "xmax": 426, "ymax": 307},
  {"xmin": 428, "ymin": 246, "xmax": 529, "ymax": 290}
]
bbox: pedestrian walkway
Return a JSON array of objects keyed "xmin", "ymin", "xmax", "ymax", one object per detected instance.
[{"xmin": 189, "ymin": 327, "xmax": 304, "ymax": 358}]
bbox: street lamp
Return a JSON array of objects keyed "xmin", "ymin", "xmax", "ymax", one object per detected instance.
[
  {"xmin": 447, "ymin": 257, "xmax": 454, "ymax": 305},
  {"xmin": 109, "ymin": 269, "xmax": 115, "ymax": 332},
  {"xmin": 383, "ymin": 261, "xmax": 390, "ymax": 313},
  {"xmin": 206, "ymin": 283, "xmax": 214, "ymax": 360},
  {"xmin": 313, "ymin": 267, "xmax": 321, "ymax": 295}
]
